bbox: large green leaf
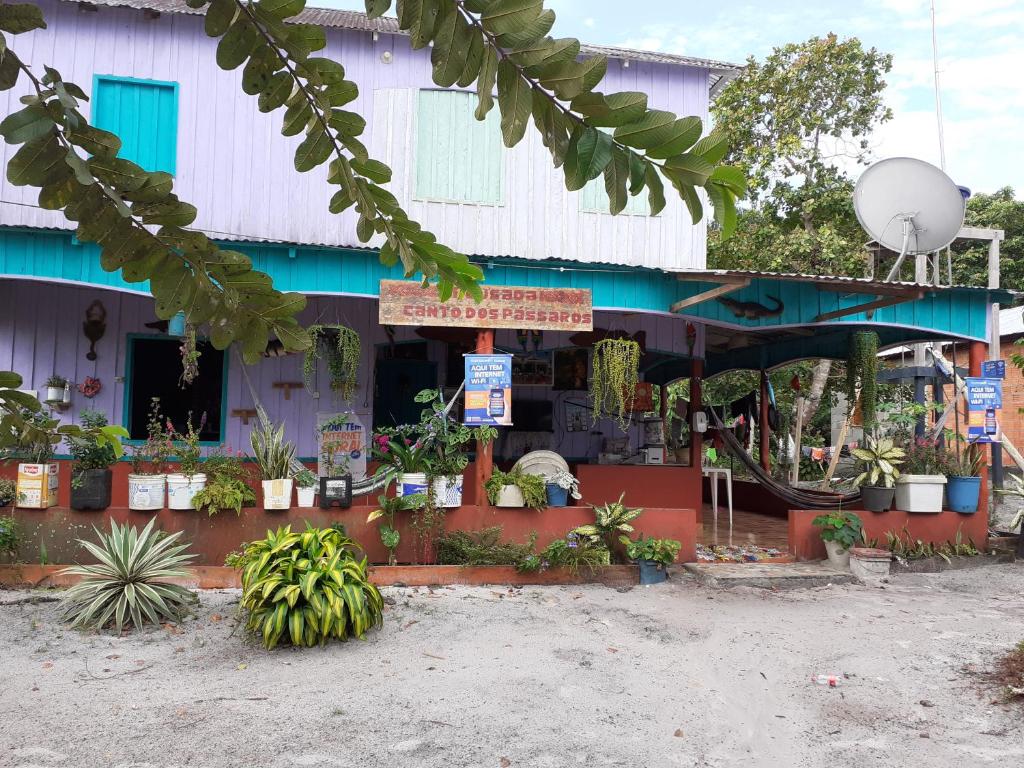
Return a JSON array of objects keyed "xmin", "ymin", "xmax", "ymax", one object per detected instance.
[
  {"xmin": 613, "ymin": 110, "xmax": 678, "ymax": 150},
  {"xmin": 66, "ymin": 124, "xmax": 122, "ymax": 157},
  {"xmin": 88, "ymin": 157, "xmax": 148, "ymax": 192},
  {"xmin": 474, "ymin": 47, "xmax": 499, "ymax": 120},
  {"xmin": 563, "ymin": 126, "xmax": 613, "ymax": 191},
  {"xmin": 663, "ymin": 153, "xmax": 714, "ymax": 186},
  {"xmin": 496, "ymin": 8, "xmax": 554, "ymax": 50},
  {"xmin": 204, "ymin": 0, "xmax": 237, "ymax": 37},
  {"xmin": 0, "ymin": 3, "xmax": 47, "ymax": 35},
  {"xmin": 294, "ymin": 130, "xmax": 333, "ymax": 172},
  {"xmin": 258, "ymin": 72, "xmax": 293, "ymax": 112},
  {"xmin": 0, "ymin": 104, "xmax": 54, "ymax": 144},
  {"xmin": 217, "ymin": 19, "xmax": 261, "ymax": 70},
  {"xmin": 602, "ymin": 148, "xmax": 629, "ymax": 215},
  {"xmin": 408, "ymin": 0, "xmax": 439, "ymax": 50},
  {"xmin": 496, "ymin": 59, "xmax": 530, "ymax": 147},
  {"xmin": 257, "ymin": 0, "xmax": 306, "ymax": 18},
  {"xmin": 644, "ymin": 165, "xmax": 666, "ymax": 216},
  {"xmin": 570, "ymin": 91, "xmax": 647, "ymax": 128},
  {"xmin": 7, "ymin": 135, "xmax": 65, "ymax": 186},
  {"xmin": 536, "ymin": 56, "xmax": 606, "ymax": 101},
  {"xmin": 480, "ymin": 0, "xmax": 542, "ymax": 38},
  {"xmin": 364, "ymin": 0, "xmax": 392, "ymax": 19},
  {"xmin": 645, "ymin": 116, "xmax": 702, "ymax": 159},
  {"xmin": 430, "ymin": 5, "xmax": 472, "ymax": 88}
]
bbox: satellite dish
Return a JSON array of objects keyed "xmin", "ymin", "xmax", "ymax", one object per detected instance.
[{"xmin": 854, "ymin": 157, "xmax": 966, "ymax": 262}]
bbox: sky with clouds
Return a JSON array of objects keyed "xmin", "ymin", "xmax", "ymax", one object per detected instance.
[{"xmin": 322, "ymin": 0, "xmax": 1023, "ymax": 195}]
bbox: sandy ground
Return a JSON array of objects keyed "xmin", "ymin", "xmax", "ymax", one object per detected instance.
[{"xmin": 1, "ymin": 565, "xmax": 1023, "ymax": 768}]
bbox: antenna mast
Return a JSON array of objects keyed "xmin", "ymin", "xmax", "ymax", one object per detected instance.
[{"xmin": 930, "ymin": 0, "xmax": 947, "ymax": 171}]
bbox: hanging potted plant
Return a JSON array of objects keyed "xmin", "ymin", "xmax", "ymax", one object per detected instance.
[
  {"xmin": 846, "ymin": 331, "xmax": 878, "ymax": 430},
  {"xmin": 945, "ymin": 446, "xmax": 983, "ymax": 514},
  {"xmin": 545, "ymin": 468, "xmax": 581, "ymax": 507},
  {"xmin": 851, "ymin": 437, "xmax": 904, "ymax": 512},
  {"xmin": 43, "ymin": 375, "xmax": 69, "ymax": 405},
  {"xmin": 250, "ymin": 420, "xmax": 296, "ymax": 511},
  {"xmin": 895, "ymin": 438, "xmax": 947, "ymax": 513},
  {"xmin": 166, "ymin": 414, "xmax": 207, "ymax": 511},
  {"xmin": 293, "ymin": 468, "xmax": 318, "ymax": 507},
  {"xmin": 128, "ymin": 398, "xmax": 172, "ymax": 512},
  {"xmin": 626, "ymin": 535, "xmax": 681, "ymax": 584},
  {"xmin": 484, "ymin": 468, "xmax": 548, "ymax": 509},
  {"xmin": 66, "ymin": 410, "xmax": 118, "ymax": 511},
  {"xmin": 303, "ymin": 324, "xmax": 361, "ymax": 401},
  {"xmin": 812, "ymin": 511, "xmax": 863, "ymax": 570},
  {"xmin": 590, "ymin": 338, "xmax": 641, "ymax": 430}
]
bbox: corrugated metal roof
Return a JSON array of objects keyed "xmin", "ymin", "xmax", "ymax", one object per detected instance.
[{"xmin": 72, "ymin": 0, "xmax": 740, "ymax": 86}]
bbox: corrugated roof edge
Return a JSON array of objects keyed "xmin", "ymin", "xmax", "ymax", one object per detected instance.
[{"xmin": 70, "ymin": 0, "xmax": 742, "ymax": 75}]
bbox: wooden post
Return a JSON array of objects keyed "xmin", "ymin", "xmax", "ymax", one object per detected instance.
[
  {"xmin": 474, "ymin": 329, "xmax": 495, "ymax": 506},
  {"xmin": 759, "ymin": 370, "xmax": 771, "ymax": 472},
  {"xmin": 969, "ymin": 340, "xmax": 989, "ymax": 520},
  {"xmin": 791, "ymin": 395, "xmax": 804, "ymax": 485},
  {"xmin": 690, "ymin": 359, "xmax": 703, "ymax": 469}
]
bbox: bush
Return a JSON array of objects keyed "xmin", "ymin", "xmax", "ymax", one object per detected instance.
[
  {"xmin": 58, "ymin": 519, "xmax": 197, "ymax": 632},
  {"xmin": 0, "ymin": 477, "xmax": 15, "ymax": 506},
  {"xmin": 436, "ymin": 527, "xmax": 537, "ymax": 568},
  {"xmin": 0, "ymin": 514, "xmax": 19, "ymax": 556},
  {"xmin": 191, "ymin": 449, "xmax": 256, "ymax": 516},
  {"xmin": 529, "ymin": 533, "xmax": 611, "ymax": 575},
  {"xmin": 233, "ymin": 525, "xmax": 383, "ymax": 649}
]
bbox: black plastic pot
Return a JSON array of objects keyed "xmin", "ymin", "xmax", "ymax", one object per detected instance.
[
  {"xmin": 319, "ymin": 475, "xmax": 352, "ymax": 509},
  {"xmin": 860, "ymin": 484, "xmax": 895, "ymax": 513},
  {"xmin": 637, "ymin": 559, "xmax": 668, "ymax": 585},
  {"xmin": 70, "ymin": 468, "xmax": 112, "ymax": 511}
]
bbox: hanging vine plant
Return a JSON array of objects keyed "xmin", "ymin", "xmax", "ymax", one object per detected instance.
[
  {"xmin": 304, "ymin": 324, "xmax": 361, "ymax": 401},
  {"xmin": 590, "ymin": 338, "xmax": 641, "ymax": 430},
  {"xmin": 846, "ymin": 331, "xmax": 879, "ymax": 429}
]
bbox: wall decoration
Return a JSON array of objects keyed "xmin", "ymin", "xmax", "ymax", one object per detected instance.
[
  {"xmin": 553, "ymin": 348, "xmax": 590, "ymax": 391},
  {"xmin": 82, "ymin": 300, "xmax": 106, "ymax": 361},
  {"xmin": 77, "ymin": 377, "xmax": 101, "ymax": 398},
  {"xmin": 512, "ymin": 351, "xmax": 553, "ymax": 386}
]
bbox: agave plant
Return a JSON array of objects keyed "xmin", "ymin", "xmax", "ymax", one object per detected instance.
[
  {"xmin": 59, "ymin": 518, "xmax": 197, "ymax": 632},
  {"xmin": 234, "ymin": 525, "xmax": 384, "ymax": 649},
  {"xmin": 573, "ymin": 493, "xmax": 644, "ymax": 560},
  {"xmin": 852, "ymin": 437, "xmax": 905, "ymax": 488}
]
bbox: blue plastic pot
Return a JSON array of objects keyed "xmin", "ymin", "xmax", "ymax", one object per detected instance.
[
  {"xmin": 947, "ymin": 475, "xmax": 981, "ymax": 513},
  {"xmin": 638, "ymin": 559, "xmax": 667, "ymax": 585},
  {"xmin": 545, "ymin": 482, "xmax": 569, "ymax": 507}
]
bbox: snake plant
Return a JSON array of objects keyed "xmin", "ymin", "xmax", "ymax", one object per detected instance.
[
  {"xmin": 59, "ymin": 518, "xmax": 197, "ymax": 632},
  {"xmin": 234, "ymin": 525, "xmax": 383, "ymax": 649}
]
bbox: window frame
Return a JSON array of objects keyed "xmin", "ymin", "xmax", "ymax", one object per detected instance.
[
  {"xmin": 121, "ymin": 332, "xmax": 229, "ymax": 447},
  {"xmin": 413, "ymin": 88, "xmax": 505, "ymax": 206},
  {"xmin": 91, "ymin": 74, "xmax": 180, "ymax": 176}
]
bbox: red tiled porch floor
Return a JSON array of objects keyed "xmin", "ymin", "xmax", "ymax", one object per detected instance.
[{"xmin": 699, "ymin": 505, "xmax": 789, "ymax": 550}]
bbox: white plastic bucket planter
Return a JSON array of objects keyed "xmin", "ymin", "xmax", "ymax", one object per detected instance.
[
  {"xmin": 296, "ymin": 486, "xmax": 316, "ymax": 507},
  {"xmin": 396, "ymin": 472, "xmax": 429, "ymax": 499},
  {"xmin": 128, "ymin": 474, "xmax": 166, "ymax": 511},
  {"xmin": 262, "ymin": 478, "xmax": 294, "ymax": 510},
  {"xmin": 166, "ymin": 473, "xmax": 206, "ymax": 510},
  {"xmin": 494, "ymin": 485, "xmax": 525, "ymax": 508},
  {"xmin": 823, "ymin": 540, "xmax": 851, "ymax": 570},
  {"xmin": 895, "ymin": 475, "xmax": 946, "ymax": 513},
  {"xmin": 432, "ymin": 475, "xmax": 464, "ymax": 508},
  {"xmin": 44, "ymin": 386, "xmax": 65, "ymax": 403}
]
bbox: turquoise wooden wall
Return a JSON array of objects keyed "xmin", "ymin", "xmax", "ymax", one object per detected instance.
[
  {"xmin": 92, "ymin": 75, "xmax": 179, "ymax": 175},
  {"xmin": 0, "ymin": 227, "xmax": 1002, "ymax": 376}
]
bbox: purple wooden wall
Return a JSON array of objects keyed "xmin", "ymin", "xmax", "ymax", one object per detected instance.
[
  {"xmin": 1, "ymin": 280, "xmax": 701, "ymax": 458},
  {"xmin": 0, "ymin": 0, "xmax": 711, "ymax": 271}
]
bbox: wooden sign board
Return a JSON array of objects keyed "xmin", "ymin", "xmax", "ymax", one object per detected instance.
[{"xmin": 378, "ymin": 280, "xmax": 593, "ymax": 331}]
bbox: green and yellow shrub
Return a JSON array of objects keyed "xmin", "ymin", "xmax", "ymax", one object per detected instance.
[{"xmin": 233, "ymin": 525, "xmax": 383, "ymax": 650}]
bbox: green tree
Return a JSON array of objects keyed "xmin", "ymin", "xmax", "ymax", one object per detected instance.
[
  {"xmin": 0, "ymin": 0, "xmax": 742, "ymax": 364},
  {"xmin": 707, "ymin": 34, "xmax": 893, "ymax": 440},
  {"xmin": 951, "ymin": 187, "xmax": 1024, "ymax": 289}
]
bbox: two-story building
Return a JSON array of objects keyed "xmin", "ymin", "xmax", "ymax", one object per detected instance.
[{"xmin": 0, "ymin": 0, "xmax": 1008, "ymax": 565}]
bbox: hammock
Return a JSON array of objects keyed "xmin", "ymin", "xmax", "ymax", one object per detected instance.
[{"xmin": 709, "ymin": 409, "xmax": 861, "ymax": 510}]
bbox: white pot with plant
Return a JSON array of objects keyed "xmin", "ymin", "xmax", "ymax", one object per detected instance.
[
  {"xmin": 895, "ymin": 440, "xmax": 947, "ymax": 513},
  {"xmin": 166, "ymin": 414, "xmax": 207, "ymax": 511},
  {"xmin": 294, "ymin": 468, "xmax": 317, "ymax": 507},
  {"xmin": 251, "ymin": 420, "xmax": 296, "ymax": 511},
  {"xmin": 851, "ymin": 437, "xmax": 904, "ymax": 513},
  {"xmin": 812, "ymin": 511, "xmax": 864, "ymax": 570},
  {"xmin": 128, "ymin": 398, "xmax": 172, "ymax": 512},
  {"xmin": 485, "ymin": 468, "xmax": 548, "ymax": 509},
  {"xmin": 43, "ymin": 374, "xmax": 68, "ymax": 405}
]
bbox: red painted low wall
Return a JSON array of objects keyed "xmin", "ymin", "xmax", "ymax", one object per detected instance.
[
  {"xmin": 576, "ymin": 463, "xmax": 701, "ymax": 510},
  {"xmin": 788, "ymin": 508, "xmax": 989, "ymax": 561}
]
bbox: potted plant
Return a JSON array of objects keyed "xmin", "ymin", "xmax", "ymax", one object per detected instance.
[
  {"xmin": 128, "ymin": 397, "xmax": 172, "ymax": 512},
  {"xmin": 895, "ymin": 438, "xmax": 947, "ymax": 513},
  {"xmin": 626, "ymin": 535, "xmax": 681, "ymax": 584},
  {"xmin": 572, "ymin": 493, "xmax": 644, "ymax": 562},
  {"xmin": 0, "ymin": 478, "xmax": 15, "ymax": 508},
  {"xmin": 166, "ymin": 413, "xmax": 207, "ymax": 511},
  {"xmin": 945, "ymin": 446, "xmax": 983, "ymax": 514},
  {"xmin": 13, "ymin": 408, "xmax": 59, "ymax": 509},
  {"xmin": 190, "ymin": 448, "xmax": 256, "ymax": 516},
  {"xmin": 485, "ymin": 468, "xmax": 547, "ymax": 509},
  {"xmin": 250, "ymin": 420, "xmax": 296, "ymax": 511},
  {"xmin": 590, "ymin": 338, "xmax": 641, "ymax": 430},
  {"xmin": 294, "ymin": 468, "xmax": 317, "ymax": 507},
  {"xmin": 66, "ymin": 409, "xmax": 117, "ymax": 511},
  {"xmin": 545, "ymin": 468, "xmax": 581, "ymax": 507},
  {"xmin": 303, "ymin": 324, "xmax": 361, "ymax": 401},
  {"xmin": 43, "ymin": 374, "xmax": 68, "ymax": 405},
  {"xmin": 851, "ymin": 437, "xmax": 904, "ymax": 512},
  {"xmin": 318, "ymin": 421, "xmax": 354, "ymax": 508},
  {"xmin": 366, "ymin": 487, "xmax": 427, "ymax": 565},
  {"xmin": 812, "ymin": 511, "xmax": 863, "ymax": 570}
]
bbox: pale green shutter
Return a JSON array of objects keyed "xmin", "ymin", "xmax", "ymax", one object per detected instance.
[{"xmin": 415, "ymin": 90, "xmax": 503, "ymax": 204}]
